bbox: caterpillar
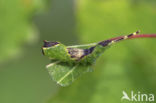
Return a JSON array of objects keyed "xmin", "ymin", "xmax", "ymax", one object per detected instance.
[{"xmin": 42, "ymin": 30, "xmax": 156, "ymax": 65}]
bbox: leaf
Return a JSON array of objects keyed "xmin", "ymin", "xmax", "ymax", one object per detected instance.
[
  {"xmin": 46, "ymin": 61, "xmax": 93, "ymax": 86},
  {"xmin": 42, "ymin": 41, "xmax": 97, "ymax": 86}
]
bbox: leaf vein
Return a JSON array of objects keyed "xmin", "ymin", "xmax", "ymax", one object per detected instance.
[{"xmin": 57, "ymin": 65, "xmax": 78, "ymax": 84}]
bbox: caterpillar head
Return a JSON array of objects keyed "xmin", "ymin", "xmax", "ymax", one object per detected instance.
[
  {"xmin": 42, "ymin": 40, "xmax": 59, "ymax": 48},
  {"xmin": 42, "ymin": 40, "xmax": 71, "ymax": 62}
]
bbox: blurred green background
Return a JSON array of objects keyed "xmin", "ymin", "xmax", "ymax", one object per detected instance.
[{"xmin": 0, "ymin": 0, "xmax": 156, "ymax": 103}]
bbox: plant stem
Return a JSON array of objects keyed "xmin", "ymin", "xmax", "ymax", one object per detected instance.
[
  {"xmin": 110, "ymin": 34, "xmax": 156, "ymax": 41},
  {"xmin": 67, "ymin": 43, "xmax": 97, "ymax": 48}
]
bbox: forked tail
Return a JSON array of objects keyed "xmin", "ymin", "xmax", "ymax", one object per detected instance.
[{"xmin": 98, "ymin": 30, "xmax": 156, "ymax": 47}]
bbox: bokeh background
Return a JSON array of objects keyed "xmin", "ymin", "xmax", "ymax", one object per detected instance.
[{"xmin": 0, "ymin": 0, "xmax": 156, "ymax": 103}]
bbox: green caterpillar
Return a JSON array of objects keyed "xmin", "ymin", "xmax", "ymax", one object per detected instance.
[
  {"xmin": 42, "ymin": 31, "xmax": 156, "ymax": 86},
  {"xmin": 42, "ymin": 31, "xmax": 139, "ymax": 65}
]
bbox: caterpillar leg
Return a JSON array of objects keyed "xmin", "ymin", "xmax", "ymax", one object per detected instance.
[{"xmin": 98, "ymin": 30, "xmax": 140, "ymax": 47}]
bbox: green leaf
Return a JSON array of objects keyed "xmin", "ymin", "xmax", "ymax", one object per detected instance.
[{"xmin": 46, "ymin": 61, "xmax": 93, "ymax": 86}]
